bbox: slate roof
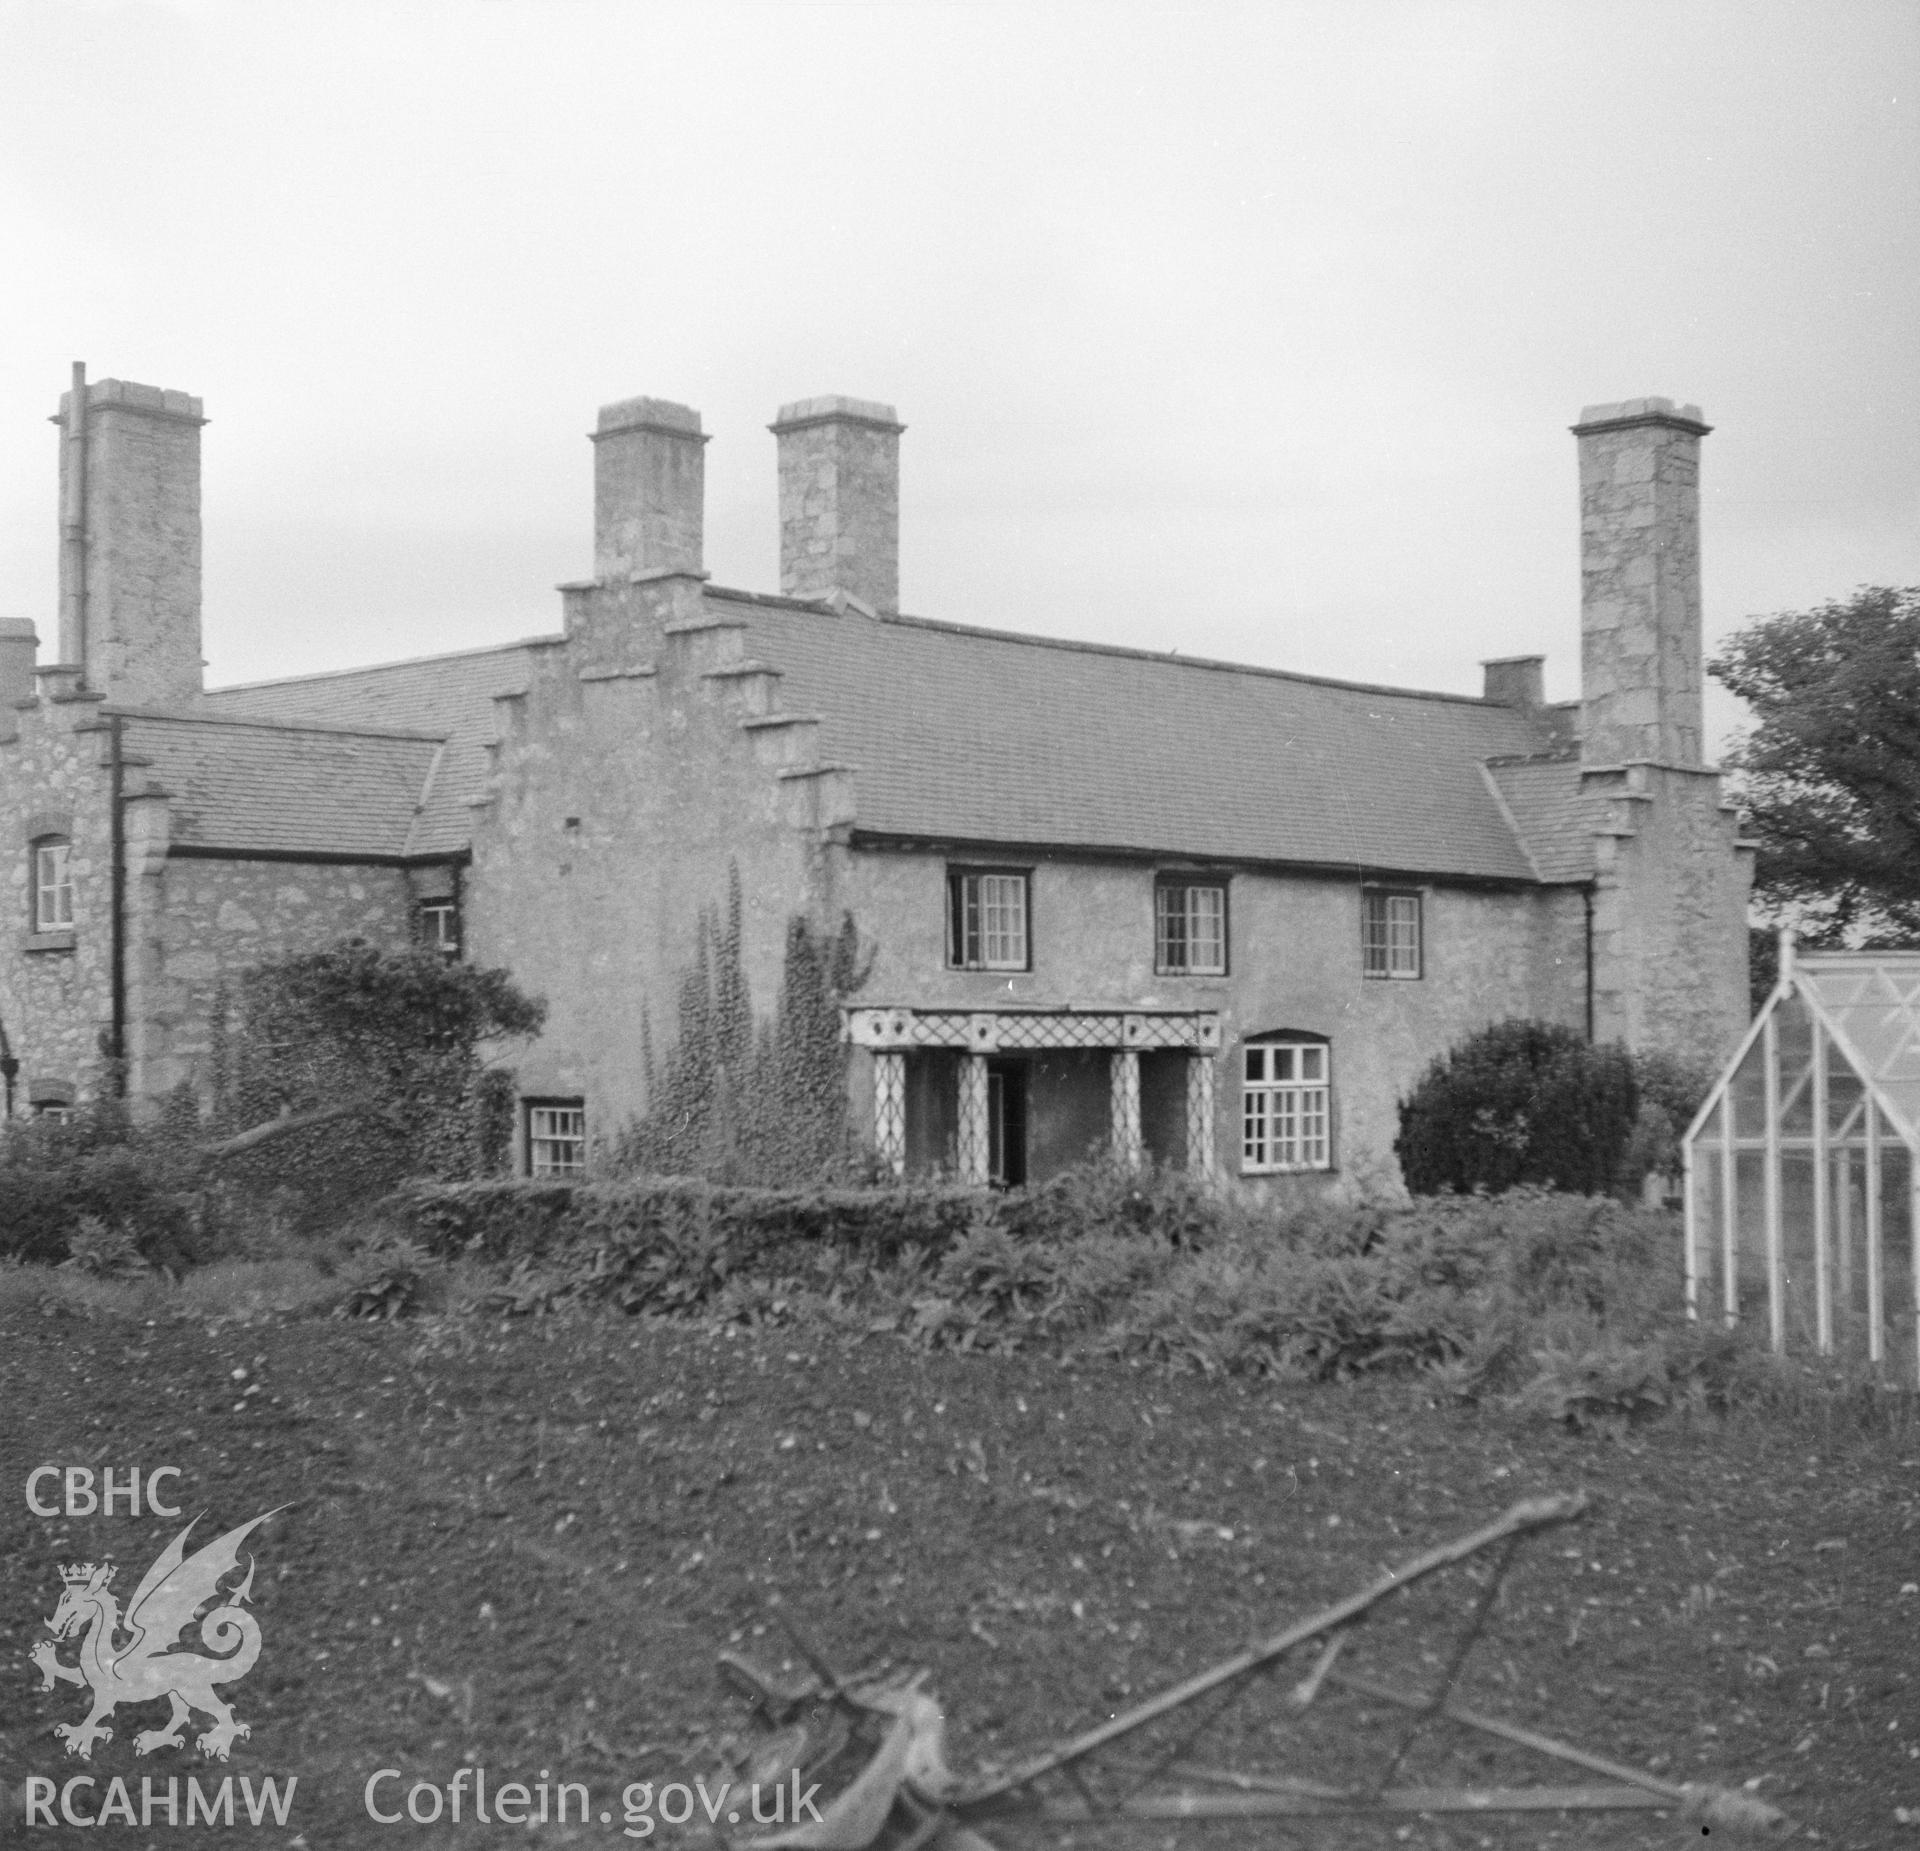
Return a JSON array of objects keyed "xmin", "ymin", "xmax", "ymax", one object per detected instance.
[
  {"xmin": 1485, "ymin": 756, "xmax": 1604, "ymax": 884},
  {"xmin": 711, "ymin": 594, "xmax": 1585, "ymax": 883},
  {"xmin": 194, "ymin": 638, "xmax": 545, "ymax": 856},
  {"xmin": 120, "ymin": 711, "xmax": 445, "ymax": 859},
  {"xmin": 107, "ymin": 602, "xmax": 1599, "ymax": 881}
]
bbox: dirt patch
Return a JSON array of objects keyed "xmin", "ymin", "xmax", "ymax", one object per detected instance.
[{"xmin": 2, "ymin": 1302, "xmax": 1916, "ymax": 1847}]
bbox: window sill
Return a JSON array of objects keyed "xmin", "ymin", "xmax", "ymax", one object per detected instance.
[
  {"xmin": 1363, "ymin": 972, "xmax": 1422, "ymax": 982},
  {"xmin": 22, "ymin": 930, "xmax": 75, "ymax": 953}
]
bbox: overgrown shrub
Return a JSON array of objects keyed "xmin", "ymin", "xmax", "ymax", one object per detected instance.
[
  {"xmin": 0, "ymin": 1093, "xmax": 211, "ymax": 1270},
  {"xmin": 1394, "ymin": 1019, "xmax": 1640, "ymax": 1196},
  {"xmin": 209, "ymin": 940, "xmax": 543, "ymax": 1227}
]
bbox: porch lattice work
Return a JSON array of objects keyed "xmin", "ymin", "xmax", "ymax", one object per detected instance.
[{"xmin": 1683, "ymin": 938, "xmax": 1920, "ymax": 1386}]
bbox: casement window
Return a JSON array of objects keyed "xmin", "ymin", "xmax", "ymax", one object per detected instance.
[
  {"xmin": 1241, "ymin": 1036, "xmax": 1332, "ymax": 1174},
  {"xmin": 526, "ymin": 1100, "xmax": 587, "ymax": 1177},
  {"xmin": 417, "ymin": 899, "xmax": 461, "ymax": 960},
  {"xmin": 947, "ymin": 869, "xmax": 1030, "ymax": 971},
  {"xmin": 30, "ymin": 838, "xmax": 73, "ymax": 932},
  {"xmin": 1155, "ymin": 880, "xmax": 1227, "ymax": 975},
  {"xmin": 1362, "ymin": 889, "xmax": 1422, "ymax": 979}
]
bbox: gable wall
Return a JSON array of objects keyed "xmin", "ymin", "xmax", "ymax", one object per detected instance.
[{"xmin": 466, "ymin": 593, "xmax": 835, "ymax": 1146}]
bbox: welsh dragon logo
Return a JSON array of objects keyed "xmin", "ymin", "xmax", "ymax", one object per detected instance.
[{"xmin": 31, "ymin": 1509, "xmax": 282, "ymax": 1762}]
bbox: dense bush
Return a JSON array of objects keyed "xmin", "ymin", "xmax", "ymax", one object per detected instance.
[
  {"xmin": 208, "ymin": 940, "xmax": 543, "ymax": 1226},
  {"xmin": 1394, "ymin": 1019, "xmax": 1642, "ymax": 1196},
  {"xmin": 0, "ymin": 1092, "xmax": 211, "ymax": 1270},
  {"xmin": 385, "ymin": 1166, "xmax": 1717, "ymax": 1423}
]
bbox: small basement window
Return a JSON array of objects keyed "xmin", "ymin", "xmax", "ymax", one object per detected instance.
[
  {"xmin": 1242, "ymin": 1036, "xmax": 1331, "ymax": 1174},
  {"xmin": 1362, "ymin": 890, "xmax": 1422, "ymax": 979},
  {"xmin": 1155, "ymin": 879, "xmax": 1227, "ymax": 975},
  {"xmin": 947, "ymin": 869, "xmax": 1030, "ymax": 971},
  {"xmin": 526, "ymin": 1100, "xmax": 587, "ymax": 1177},
  {"xmin": 31, "ymin": 838, "xmax": 73, "ymax": 932}
]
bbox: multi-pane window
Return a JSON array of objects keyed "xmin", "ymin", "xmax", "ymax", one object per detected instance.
[
  {"xmin": 1155, "ymin": 881, "xmax": 1227, "ymax": 974},
  {"xmin": 947, "ymin": 870, "xmax": 1030, "ymax": 971},
  {"xmin": 418, "ymin": 899, "xmax": 461, "ymax": 960},
  {"xmin": 31, "ymin": 839, "xmax": 73, "ymax": 932},
  {"xmin": 1242, "ymin": 1039, "xmax": 1331, "ymax": 1173},
  {"xmin": 1362, "ymin": 890, "xmax": 1422, "ymax": 979},
  {"xmin": 527, "ymin": 1101, "xmax": 587, "ymax": 1177}
]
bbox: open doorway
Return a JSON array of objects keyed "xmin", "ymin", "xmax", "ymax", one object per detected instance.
[{"xmin": 987, "ymin": 1058, "xmax": 1029, "ymax": 1186}]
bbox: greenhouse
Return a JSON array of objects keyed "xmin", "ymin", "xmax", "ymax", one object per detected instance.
[{"xmin": 1683, "ymin": 939, "xmax": 1920, "ymax": 1387}]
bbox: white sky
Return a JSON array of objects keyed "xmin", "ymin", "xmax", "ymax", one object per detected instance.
[{"xmin": 1, "ymin": 0, "xmax": 1915, "ymax": 753}]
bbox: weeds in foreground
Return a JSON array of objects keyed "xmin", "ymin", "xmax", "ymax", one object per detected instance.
[{"xmin": 8, "ymin": 1167, "xmax": 1916, "ymax": 1440}]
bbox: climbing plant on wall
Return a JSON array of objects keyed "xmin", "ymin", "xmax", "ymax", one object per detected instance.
[{"xmin": 617, "ymin": 865, "xmax": 872, "ymax": 1184}]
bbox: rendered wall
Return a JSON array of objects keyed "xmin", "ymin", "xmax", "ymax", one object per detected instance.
[{"xmin": 836, "ymin": 848, "xmax": 1588, "ymax": 1185}]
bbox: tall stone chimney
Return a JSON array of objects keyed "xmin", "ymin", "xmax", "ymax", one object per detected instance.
[
  {"xmin": 1573, "ymin": 397, "xmax": 1710, "ymax": 768},
  {"xmin": 54, "ymin": 374, "xmax": 207, "ymax": 707},
  {"xmin": 770, "ymin": 396, "xmax": 903, "ymax": 613},
  {"xmin": 0, "ymin": 618, "xmax": 36, "ymax": 741},
  {"xmin": 592, "ymin": 397, "xmax": 708, "ymax": 580}
]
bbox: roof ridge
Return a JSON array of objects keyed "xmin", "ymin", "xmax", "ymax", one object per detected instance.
[
  {"xmin": 202, "ymin": 632, "xmax": 558, "ymax": 694},
  {"xmin": 118, "ymin": 708, "xmax": 447, "ymax": 744},
  {"xmin": 734, "ymin": 596, "xmax": 1547, "ymax": 711}
]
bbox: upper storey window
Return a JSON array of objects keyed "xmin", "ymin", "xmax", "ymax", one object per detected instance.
[
  {"xmin": 1362, "ymin": 890, "xmax": 1422, "ymax": 980},
  {"xmin": 31, "ymin": 839, "xmax": 73, "ymax": 933},
  {"xmin": 947, "ymin": 869, "xmax": 1030, "ymax": 971},
  {"xmin": 1155, "ymin": 880, "xmax": 1227, "ymax": 975}
]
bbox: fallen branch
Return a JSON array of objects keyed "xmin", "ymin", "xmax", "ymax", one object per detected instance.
[{"xmin": 200, "ymin": 1100, "xmax": 409, "ymax": 1159}]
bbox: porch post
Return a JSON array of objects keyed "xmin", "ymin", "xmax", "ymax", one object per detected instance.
[
  {"xmin": 1109, "ymin": 1049, "xmax": 1143, "ymax": 1169},
  {"xmin": 1186, "ymin": 1051, "xmax": 1218, "ymax": 1182},
  {"xmin": 958, "ymin": 1054, "xmax": 990, "ymax": 1185},
  {"xmin": 872, "ymin": 1051, "xmax": 906, "ymax": 1178}
]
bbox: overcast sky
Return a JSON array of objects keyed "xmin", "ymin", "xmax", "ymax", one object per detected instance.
[{"xmin": 1, "ymin": 0, "xmax": 1914, "ymax": 751}]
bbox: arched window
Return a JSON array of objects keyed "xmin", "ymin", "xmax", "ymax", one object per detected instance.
[
  {"xmin": 1241, "ymin": 1032, "xmax": 1331, "ymax": 1174},
  {"xmin": 29, "ymin": 837, "xmax": 73, "ymax": 933}
]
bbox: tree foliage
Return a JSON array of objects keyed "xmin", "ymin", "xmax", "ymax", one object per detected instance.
[
  {"xmin": 1709, "ymin": 585, "xmax": 1920, "ymax": 945},
  {"xmin": 211, "ymin": 940, "xmax": 543, "ymax": 1223},
  {"xmin": 616, "ymin": 866, "xmax": 873, "ymax": 1184},
  {"xmin": 1394, "ymin": 1019, "xmax": 1640, "ymax": 1197}
]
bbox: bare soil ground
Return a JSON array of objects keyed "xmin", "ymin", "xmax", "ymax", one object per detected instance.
[{"xmin": 3, "ymin": 1300, "xmax": 1917, "ymax": 1849}]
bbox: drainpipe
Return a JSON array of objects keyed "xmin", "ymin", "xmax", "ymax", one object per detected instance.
[
  {"xmin": 0, "ymin": 1014, "xmax": 17, "ymax": 1119},
  {"xmin": 61, "ymin": 361, "xmax": 89, "ymax": 681},
  {"xmin": 1582, "ymin": 885, "xmax": 1595, "ymax": 1042},
  {"xmin": 109, "ymin": 713, "xmax": 127, "ymax": 1095}
]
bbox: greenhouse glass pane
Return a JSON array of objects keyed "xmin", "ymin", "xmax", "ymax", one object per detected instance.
[
  {"xmin": 1883, "ymin": 1144, "xmax": 1917, "ymax": 1387},
  {"xmin": 1777, "ymin": 993, "xmax": 1815, "ymax": 1138},
  {"xmin": 1780, "ymin": 1150, "xmax": 1818, "ymax": 1353},
  {"xmin": 1733, "ymin": 1149, "xmax": 1770, "ymax": 1323},
  {"xmin": 1689, "ymin": 1149, "xmax": 1725, "ymax": 1316}
]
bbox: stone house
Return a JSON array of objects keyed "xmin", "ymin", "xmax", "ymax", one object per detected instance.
[{"xmin": 0, "ymin": 372, "xmax": 1751, "ymax": 1187}]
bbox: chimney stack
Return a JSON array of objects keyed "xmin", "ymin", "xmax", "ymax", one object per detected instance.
[
  {"xmin": 53, "ymin": 373, "xmax": 206, "ymax": 707},
  {"xmin": 0, "ymin": 618, "xmax": 36, "ymax": 741},
  {"xmin": 592, "ymin": 397, "xmax": 708, "ymax": 580},
  {"xmin": 1481, "ymin": 654, "xmax": 1544, "ymax": 709},
  {"xmin": 770, "ymin": 396, "xmax": 903, "ymax": 613},
  {"xmin": 1573, "ymin": 397, "xmax": 1710, "ymax": 768}
]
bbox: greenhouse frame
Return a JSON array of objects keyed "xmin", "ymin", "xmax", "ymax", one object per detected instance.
[{"xmin": 1682, "ymin": 937, "xmax": 1920, "ymax": 1387}]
